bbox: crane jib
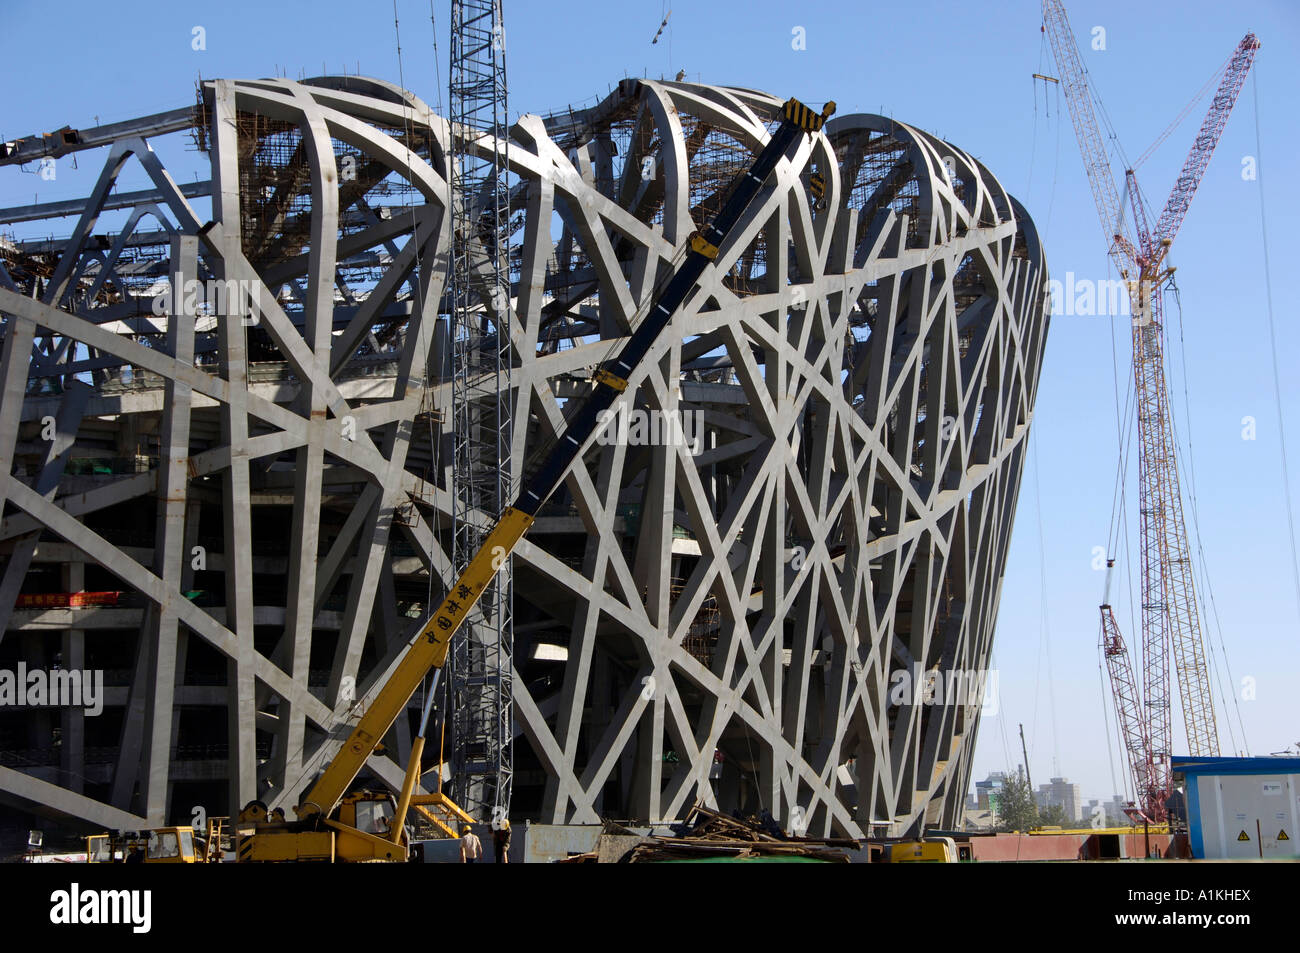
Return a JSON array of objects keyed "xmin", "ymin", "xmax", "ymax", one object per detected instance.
[{"xmin": 296, "ymin": 96, "xmax": 832, "ymax": 820}]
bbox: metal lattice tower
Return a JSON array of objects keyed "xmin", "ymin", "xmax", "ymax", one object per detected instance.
[
  {"xmin": 1125, "ymin": 176, "xmax": 1217, "ymax": 770},
  {"xmin": 1044, "ymin": 0, "xmax": 1256, "ymax": 818},
  {"xmin": 448, "ymin": 0, "xmax": 513, "ymax": 822}
]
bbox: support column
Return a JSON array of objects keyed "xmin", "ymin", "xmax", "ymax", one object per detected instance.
[
  {"xmin": 211, "ymin": 79, "xmax": 258, "ymax": 815},
  {"xmin": 141, "ymin": 232, "xmax": 197, "ymax": 825},
  {"xmin": 60, "ymin": 561, "xmax": 85, "ymax": 794}
]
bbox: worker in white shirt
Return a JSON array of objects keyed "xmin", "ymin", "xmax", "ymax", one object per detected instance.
[{"xmin": 460, "ymin": 824, "xmax": 483, "ymax": 864}]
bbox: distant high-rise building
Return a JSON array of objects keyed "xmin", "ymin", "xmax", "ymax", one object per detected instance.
[
  {"xmin": 1080, "ymin": 798, "xmax": 1106, "ymax": 826},
  {"xmin": 975, "ymin": 772, "xmax": 1009, "ymax": 812},
  {"xmin": 1076, "ymin": 794, "xmax": 1134, "ymax": 826},
  {"xmin": 1035, "ymin": 777, "xmax": 1082, "ymax": 822},
  {"xmin": 1108, "ymin": 794, "xmax": 1130, "ymax": 822}
]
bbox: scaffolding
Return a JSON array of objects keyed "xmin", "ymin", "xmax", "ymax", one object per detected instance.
[
  {"xmin": 448, "ymin": 0, "xmax": 513, "ymax": 823},
  {"xmin": 679, "ymin": 114, "xmax": 773, "ymax": 298},
  {"xmin": 671, "ymin": 578, "xmax": 719, "ymax": 669}
]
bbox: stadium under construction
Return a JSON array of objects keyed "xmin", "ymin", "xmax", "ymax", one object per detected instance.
[{"xmin": 0, "ymin": 72, "xmax": 1050, "ymax": 857}]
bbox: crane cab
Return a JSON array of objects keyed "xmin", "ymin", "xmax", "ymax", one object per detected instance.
[
  {"xmin": 234, "ymin": 792, "xmax": 408, "ymax": 863},
  {"xmin": 886, "ymin": 836, "xmax": 959, "ymax": 863},
  {"xmin": 86, "ymin": 827, "xmax": 203, "ymax": 863}
]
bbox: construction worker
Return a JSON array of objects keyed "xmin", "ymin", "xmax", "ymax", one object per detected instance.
[
  {"xmin": 460, "ymin": 824, "xmax": 482, "ymax": 864},
  {"xmin": 492, "ymin": 818, "xmax": 511, "ymax": 864}
]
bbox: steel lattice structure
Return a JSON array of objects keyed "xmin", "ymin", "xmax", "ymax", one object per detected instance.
[
  {"xmin": 0, "ymin": 76, "xmax": 1048, "ymax": 840},
  {"xmin": 1045, "ymin": 0, "xmax": 1254, "ymax": 819},
  {"xmin": 448, "ymin": 0, "xmax": 514, "ymax": 822}
]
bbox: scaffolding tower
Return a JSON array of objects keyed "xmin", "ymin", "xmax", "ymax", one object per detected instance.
[{"xmin": 448, "ymin": 0, "xmax": 513, "ymax": 823}]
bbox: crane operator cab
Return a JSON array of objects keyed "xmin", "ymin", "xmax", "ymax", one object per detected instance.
[{"xmin": 353, "ymin": 793, "xmax": 395, "ymax": 836}]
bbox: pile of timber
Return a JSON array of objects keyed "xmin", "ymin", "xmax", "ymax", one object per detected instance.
[{"xmin": 558, "ymin": 805, "xmax": 855, "ymax": 863}]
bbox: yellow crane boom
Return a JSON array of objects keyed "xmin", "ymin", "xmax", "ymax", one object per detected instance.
[{"xmin": 276, "ymin": 95, "xmax": 835, "ymax": 849}]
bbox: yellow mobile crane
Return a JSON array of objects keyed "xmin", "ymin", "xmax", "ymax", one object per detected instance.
[{"xmin": 236, "ymin": 94, "xmax": 835, "ymax": 862}]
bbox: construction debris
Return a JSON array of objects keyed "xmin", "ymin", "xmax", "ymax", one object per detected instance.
[{"xmin": 558, "ymin": 805, "xmax": 855, "ymax": 863}]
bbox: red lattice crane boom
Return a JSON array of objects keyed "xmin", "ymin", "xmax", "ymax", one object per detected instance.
[
  {"xmin": 1042, "ymin": 1, "xmax": 1257, "ymax": 821},
  {"xmin": 1100, "ymin": 598, "xmax": 1158, "ymax": 812},
  {"xmin": 1154, "ymin": 35, "xmax": 1262, "ymax": 248}
]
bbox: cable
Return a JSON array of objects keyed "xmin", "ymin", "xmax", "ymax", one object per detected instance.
[
  {"xmin": 1167, "ymin": 282, "xmax": 1248, "ymax": 755},
  {"xmin": 1026, "ymin": 27, "xmax": 1051, "ymax": 201},
  {"xmin": 1111, "ymin": 263, "xmax": 1141, "ymax": 740},
  {"xmin": 1089, "ymin": 76, "xmax": 1134, "ymax": 178},
  {"xmin": 429, "ymin": 0, "xmax": 445, "ymax": 120},
  {"xmin": 993, "ymin": 651, "xmax": 1015, "ymax": 776},
  {"xmin": 1250, "ymin": 67, "xmax": 1300, "ymax": 631},
  {"xmin": 1133, "ymin": 49, "xmax": 1232, "ymax": 170},
  {"xmin": 741, "ymin": 715, "xmax": 764, "ymax": 813},
  {"xmin": 1043, "ymin": 81, "xmax": 1062, "ymax": 235},
  {"xmin": 1027, "ymin": 74, "xmax": 1041, "ymax": 197},
  {"xmin": 1105, "ymin": 334, "xmax": 1137, "ymax": 554},
  {"xmin": 1096, "ymin": 645, "xmax": 1123, "ymax": 802},
  {"xmin": 394, "ymin": 0, "xmax": 453, "ymax": 767},
  {"xmin": 424, "ymin": 0, "xmax": 445, "ymax": 627},
  {"xmin": 1096, "ymin": 221, "xmax": 1142, "ymax": 806},
  {"xmin": 1029, "ymin": 428, "xmax": 1061, "ymax": 775}
]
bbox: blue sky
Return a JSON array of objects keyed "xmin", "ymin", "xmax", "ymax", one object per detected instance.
[{"xmin": 2, "ymin": 0, "xmax": 1297, "ymax": 806}]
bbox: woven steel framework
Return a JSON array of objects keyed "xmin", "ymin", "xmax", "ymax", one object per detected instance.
[{"xmin": 0, "ymin": 77, "xmax": 1048, "ymax": 840}]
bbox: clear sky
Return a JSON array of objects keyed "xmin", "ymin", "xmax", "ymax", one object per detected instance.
[{"xmin": 2, "ymin": 0, "xmax": 1297, "ymax": 807}]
